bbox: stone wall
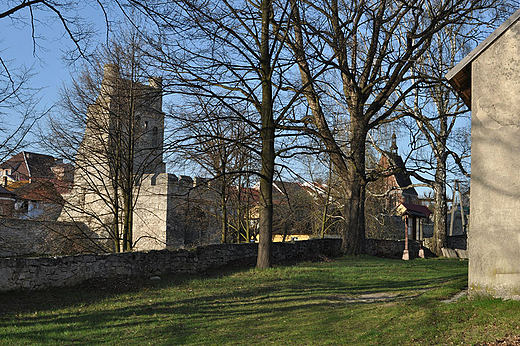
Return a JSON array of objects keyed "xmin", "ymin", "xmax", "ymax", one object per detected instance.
[
  {"xmin": 447, "ymin": 235, "xmax": 467, "ymax": 250},
  {"xmin": 366, "ymin": 215, "xmax": 434, "ymax": 241},
  {"xmin": 0, "ymin": 218, "xmax": 94, "ymax": 257},
  {"xmin": 0, "ymin": 238, "xmax": 342, "ymax": 292},
  {"xmin": 366, "ymin": 238, "xmax": 423, "ymax": 259}
]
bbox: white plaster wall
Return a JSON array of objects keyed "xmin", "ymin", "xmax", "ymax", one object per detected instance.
[{"xmin": 470, "ymin": 19, "xmax": 520, "ymax": 299}]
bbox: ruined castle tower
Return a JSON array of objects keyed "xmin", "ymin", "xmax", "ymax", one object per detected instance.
[
  {"xmin": 60, "ymin": 64, "xmax": 220, "ymax": 252},
  {"xmin": 81, "ymin": 64, "xmax": 166, "ymax": 176},
  {"xmin": 59, "ymin": 64, "xmax": 167, "ymax": 250}
]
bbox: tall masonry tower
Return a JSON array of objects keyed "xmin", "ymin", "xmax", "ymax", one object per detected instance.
[
  {"xmin": 93, "ymin": 63, "xmax": 166, "ymax": 175},
  {"xmin": 59, "ymin": 64, "xmax": 167, "ymax": 249}
]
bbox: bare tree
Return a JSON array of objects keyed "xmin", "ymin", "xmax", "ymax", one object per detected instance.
[
  {"xmin": 174, "ymin": 96, "xmax": 259, "ymax": 243},
  {"xmin": 283, "ymin": 0, "xmax": 510, "ymax": 254},
  {"xmin": 42, "ymin": 32, "xmax": 165, "ymax": 252},
  {"xmin": 0, "ymin": 64, "xmax": 46, "ymax": 161},
  {"xmin": 126, "ymin": 0, "xmax": 302, "ymax": 268},
  {"xmin": 0, "ymin": 1, "xmax": 114, "ymax": 166},
  {"xmin": 399, "ymin": 12, "xmax": 506, "ymax": 255}
]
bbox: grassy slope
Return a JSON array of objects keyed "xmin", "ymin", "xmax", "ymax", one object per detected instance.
[{"xmin": 1, "ymin": 256, "xmax": 519, "ymax": 346}]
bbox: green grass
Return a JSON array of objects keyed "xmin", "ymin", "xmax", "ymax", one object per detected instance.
[{"xmin": 1, "ymin": 256, "xmax": 520, "ymax": 345}]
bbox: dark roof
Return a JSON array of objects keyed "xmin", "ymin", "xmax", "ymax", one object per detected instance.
[
  {"xmin": 0, "ymin": 151, "xmax": 61, "ymax": 180},
  {"xmin": 398, "ymin": 203, "xmax": 432, "ymax": 218},
  {"xmin": 446, "ymin": 7, "xmax": 520, "ymax": 109},
  {"xmin": 0, "ymin": 185, "xmax": 15, "ymax": 196},
  {"xmin": 391, "ymin": 154, "xmax": 418, "ymax": 197},
  {"xmin": 378, "ymin": 151, "xmax": 418, "ymax": 196}
]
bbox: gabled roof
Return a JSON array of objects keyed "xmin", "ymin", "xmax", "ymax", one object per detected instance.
[
  {"xmin": 446, "ymin": 7, "xmax": 520, "ymax": 109},
  {"xmin": 390, "ymin": 154, "xmax": 418, "ymax": 197},
  {"xmin": 396, "ymin": 203, "xmax": 432, "ymax": 219},
  {"xmin": 273, "ymin": 181, "xmax": 305, "ymax": 197},
  {"xmin": 0, "ymin": 153, "xmax": 27, "ymax": 176},
  {"xmin": 0, "ymin": 151, "xmax": 61, "ymax": 180},
  {"xmin": 378, "ymin": 152, "xmax": 418, "ymax": 197}
]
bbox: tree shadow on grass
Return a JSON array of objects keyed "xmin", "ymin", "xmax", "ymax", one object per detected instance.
[
  {"xmin": 0, "ymin": 256, "xmax": 466, "ymax": 318},
  {"xmin": 0, "ymin": 277, "xmax": 465, "ymax": 346},
  {"xmin": 0, "ymin": 257, "xmax": 468, "ymax": 345},
  {"xmin": 0, "ymin": 263, "xmax": 254, "ymax": 318}
]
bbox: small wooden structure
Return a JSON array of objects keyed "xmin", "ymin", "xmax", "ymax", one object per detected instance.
[{"xmin": 396, "ymin": 203, "xmax": 432, "ymax": 260}]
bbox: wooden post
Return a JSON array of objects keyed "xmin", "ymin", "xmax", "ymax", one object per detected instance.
[
  {"xmin": 418, "ymin": 218, "xmax": 425, "ymax": 258},
  {"xmin": 402, "ymin": 214, "xmax": 410, "ymax": 260},
  {"xmin": 449, "ymin": 181, "xmax": 456, "ymax": 236},
  {"xmin": 457, "ymin": 180, "xmax": 467, "ymax": 233}
]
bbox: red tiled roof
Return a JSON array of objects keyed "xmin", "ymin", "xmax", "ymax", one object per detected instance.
[{"xmin": 11, "ymin": 181, "xmax": 64, "ymax": 204}]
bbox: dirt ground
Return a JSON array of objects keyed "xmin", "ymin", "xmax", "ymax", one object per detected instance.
[{"xmin": 475, "ymin": 335, "xmax": 520, "ymax": 346}]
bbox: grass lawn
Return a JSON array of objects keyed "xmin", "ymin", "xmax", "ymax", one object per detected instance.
[{"xmin": 1, "ymin": 255, "xmax": 520, "ymax": 345}]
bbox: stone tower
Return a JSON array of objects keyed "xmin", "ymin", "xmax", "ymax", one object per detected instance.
[
  {"xmin": 60, "ymin": 64, "xmax": 220, "ymax": 252},
  {"xmin": 92, "ymin": 64, "xmax": 165, "ymax": 175},
  {"xmin": 59, "ymin": 64, "xmax": 166, "ymax": 249}
]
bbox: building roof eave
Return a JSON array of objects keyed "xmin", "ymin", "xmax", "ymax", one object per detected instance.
[{"xmin": 446, "ymin": 7, "xmax": 520, "ymax": 109}]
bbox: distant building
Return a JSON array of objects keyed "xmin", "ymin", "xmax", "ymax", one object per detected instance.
[
  {"xmin": 9, "ymin": 181, "xmax": 65, "ymax": 220},
  {"xmin": 0, "ymin": 151, "xmax": 73, "ymax": 220},
  {"xmin": 365, "ymin": 135, "xmax": 433, "ymax": 241},
  {"xmin": 0, "ymin": 151, "xmax": 73, "ymax": 186},
  {"xmin": 0, "ymin": 185, "xmax": 16, "ymax": 217},
  {"xmin": 249, "ymin": 180, "xmax": 342, "ymax": 239},
  {"xmin": 377, "ymin": 134, "xmax": 418, "ymax": 211}
]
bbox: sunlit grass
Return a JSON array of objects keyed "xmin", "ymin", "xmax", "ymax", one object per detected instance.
[{"xmin": 1, "ymin": 256, "xmax": 519, "ymax": 345}]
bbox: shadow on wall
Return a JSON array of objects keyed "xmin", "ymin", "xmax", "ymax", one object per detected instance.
[{"xmin": 0, "ymin": 218, "xmax": 98, "ymax": 257}]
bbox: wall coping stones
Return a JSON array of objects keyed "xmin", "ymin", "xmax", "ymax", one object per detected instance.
[{"xmin": 0, "ymin": 238, "xmax": 342, "ymax": 292}]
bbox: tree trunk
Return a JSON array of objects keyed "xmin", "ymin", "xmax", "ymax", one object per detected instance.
[
  {"xmin": 221, "ymin": 189, "xmax": 228, "ymax": 243},
  {"xmin": 431, "ymin": 160, "xmax": 447, "ymax": 256},
  {"xmin": 341, "ymin": 115, "xmax": 367, "ymax": 255},
  {"xmin": 256, "ymin": 0, "xmax": 274, "ymax": 269},
  {"xmin": 122, "ymin": 187, "xmax": 133, "ymax": 251},
  {"xmin": 122, "ymin": 84, "xmax": 135, "ymax": 252},
  {"xmin": 257, "ymin": 136, "xmax": 274, "ymax": 268}
]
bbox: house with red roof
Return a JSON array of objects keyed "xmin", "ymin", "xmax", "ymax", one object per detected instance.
[
  {"xmin": 0, "ymin": 151, "xmax": 73, "ymax": 220},
  {"xmin": 0, "ymin": 151, "xmax": 73, "ymax": 185}
]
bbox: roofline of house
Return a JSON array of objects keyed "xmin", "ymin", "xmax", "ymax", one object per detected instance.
[
  {"xmin": 22, "ymin": 151, "xmax": 31, "ymax": 182},
  {"xmin": 446, "ymin": 7, "xmax": 520, "ymax": 107},
  {"xmin": 446, "ymin": 8, "xmax": 520, "ymax": 80}
]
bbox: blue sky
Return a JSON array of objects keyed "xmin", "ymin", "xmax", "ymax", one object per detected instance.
[
  {"xmin": 1, "ymin": 3, "xmax": 111, "ymax": 128},
  {"xmin": 0, "ymin": 3, "xmax": 445, "ymax": 197}
]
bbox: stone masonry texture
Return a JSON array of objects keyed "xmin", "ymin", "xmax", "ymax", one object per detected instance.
[{"xmin": 0, "ymin": 239, "xmax": 342, "ymax": 292}]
